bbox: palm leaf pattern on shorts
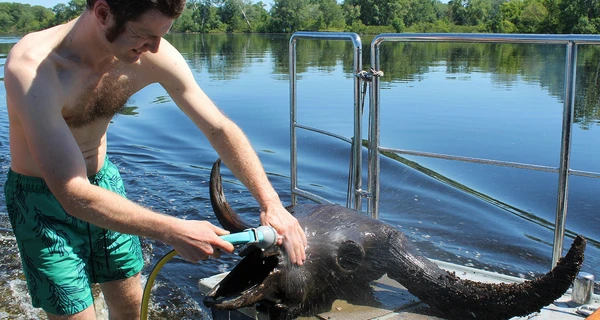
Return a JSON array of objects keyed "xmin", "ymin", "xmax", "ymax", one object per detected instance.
[
  {"xmin": 112, "ymin": 266, "xmax": 129, "ymax": 280},
  {"xmin": 92, "ymin": 235, "xmax": 108, "ymax": 273},
  {"xmin": 77, "ymin": 243, "xmax": 91, "ymax": 278},
  {"xmin": 107, "ymin": 174, "xmax": 126, "ymax": 196},
  {"xmin": 72, "ymin": 248, "xmax": 89, "ymax": 288},
  {"xmin": 47, "ymin": 279, "xmax": 88, "ymax": 315},
  {"xmin": 6, "ymin": 196, "xmax": 25, "ymax": 227},
  {"xmin": 6, "ymin": 179, "xmax": 27, "ymax": 226},
  {"xmin": 91, "ymin": 167, "xmax": 125, "ymax": 196},
  {"xmin": 33, "ymin": 207, "xmax": 71, "ymax": 256},
  {"xmin": 20, "ymin": 246, "xmax": 43, "ymax": 281},
  {"xmin": 92, "ymin": 230, "xmax": 142, "ymax": 278},
  {"xmin": 63, "ymin": 212, "xmax": 81, "ymax": 229},
  {"xmin": 19, "ymin": 246, "xmax": 42, "ymax": 307},
  {"xmin": 90, "ymin": 169, "xmax": 105, "ymax": 185},
  {"xmin": 116, "ymin": 234, "xmax": 142, "ymax": 279},
  {"xmin": 131, "ymin": 236, "xmax": 142, "ymax": 261}
]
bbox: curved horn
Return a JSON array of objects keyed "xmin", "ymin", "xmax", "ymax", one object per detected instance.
[
  {"xmin": 386, "ymin": 232, "xmax": 586, "ymax": 320},
  {"xmin": 209, "ymin": 159, "xmax": 253, "ymax": 232}
]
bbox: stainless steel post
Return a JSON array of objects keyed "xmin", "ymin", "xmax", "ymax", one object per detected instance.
[
  {"xmin": 289, "ymin": 32, "xmax": 363, "ymax": 208},
  {"xmin": 553, "ymin": 42, "xmax": 577, "ymax": 268}
]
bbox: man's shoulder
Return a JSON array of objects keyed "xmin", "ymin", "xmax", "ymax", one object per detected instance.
[
  {"xmin": 7, "ymin": 29, "xmax": 61, "ymax": 75},
  {"xmin": 4, "ymin": 28, "xmax": 66, "ymax": 109},
  {"xmin": 144, "ymin": 37, "xmax": 188, "ymax": 67},
  {"xmin": 140, "ymin": 37, "xmax": 191, "ymax": 79}
]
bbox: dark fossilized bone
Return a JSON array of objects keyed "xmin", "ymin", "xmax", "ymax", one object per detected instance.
[{"xmin": 204, "ymin": 159, "xmax": 586, "ymax": 320}]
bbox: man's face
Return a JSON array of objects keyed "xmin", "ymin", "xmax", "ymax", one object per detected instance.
[{"xmin": 106, "ymin": 9, "xmax": 174, "ymax": 63}]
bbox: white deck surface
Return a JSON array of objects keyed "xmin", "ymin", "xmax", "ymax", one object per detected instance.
[{"xmin": 198, "ymin": 260, "xmax": 599, "ymax": 320}]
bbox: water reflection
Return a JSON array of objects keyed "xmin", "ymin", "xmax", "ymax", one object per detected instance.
[{"xmin": 164, "ymin": 33, "xmax": 600, "ymax": 129}]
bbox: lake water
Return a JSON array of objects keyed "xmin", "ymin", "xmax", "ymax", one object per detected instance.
[{"xmin": 0, "ymin": 33, "xmax": 599, "ymax": 318}]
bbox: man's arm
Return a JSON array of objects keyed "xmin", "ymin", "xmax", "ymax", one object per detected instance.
[
  {"xmin": 155, "ymin": 41, "xmax": 307, "ymax": 264},
  {"xmin": 4, "ymin": 53, "xmax": 234, "ymax": 262}
]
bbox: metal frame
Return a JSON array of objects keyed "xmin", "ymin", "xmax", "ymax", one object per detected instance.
[
  {"xmin": 369, "ymin": 33, "xmax": 600, "ymax": 268},
  {"xmin": 289, "ymin": 32, "xmax": 363, "ymax": 208},
  {"xmin": 289, "ymin": 32, "xmax": 600, "ymax": 269}
]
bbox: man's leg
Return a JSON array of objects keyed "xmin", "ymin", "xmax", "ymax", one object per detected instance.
[
  {"xmin": 90, "ymin": 159, "xmax": 144, "ymax": 319},
  {"xmin": 100, "ymin": 272, "xmax": 143, "ymax": 319},
  {"xmin": 4, "ymin": 170, "xmax": 99, "ymax": 317}
]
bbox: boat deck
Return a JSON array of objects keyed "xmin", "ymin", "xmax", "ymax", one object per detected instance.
[{"xmin": 198, "ymin": 260, "xmax": 599, "ymax": 320}]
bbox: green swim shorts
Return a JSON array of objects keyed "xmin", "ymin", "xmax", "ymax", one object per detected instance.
[{"xmin": 3, "ymin": 158, "xmax": 144, "ymax": 316}]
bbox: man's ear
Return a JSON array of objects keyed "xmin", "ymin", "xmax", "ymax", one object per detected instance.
[{"xmin": 93, "ymin": 0, "xmax": 112, "ymax": 28}]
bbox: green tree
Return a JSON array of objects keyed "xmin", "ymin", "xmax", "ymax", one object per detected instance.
[
  {"xmin": 173, "ymin": 6, "xmax": 199, "ymax": 32},
  {"xmin": 313, "ymin": 0, "xmax": 345, "ymax": 30},
  {"xmin": 218, "ymin": 0, "xmax": 242, "ymax": 32},
  {"xmin": 573, "ymin": 16, "xmax": 599, "ymax": 33},
  {"xmin": 52, "ymin": 4, "xmax": 70, "ymax": 25},
  {"xmin": 557, "ymin": 0, "xmax": 600, "ymax": 33},
  {"xmin": 243, "ymin": 2, "xmax": 271, "ymax": 32},
  {"xmin": 537, "ymin": 0, "xmax": 559, "ymax": 32},
  {"xmin": 269, "ymin": 0, "xmax": 310, "ymax": 32},
  {"xmin": 0, "ymin": 3, "xmax": 54, "ymax": 34},
  {"xmin": 465, "ymin": 0, "xmax": 492, "ymax": 25},
  {"xmin": 405, "ymin": 0, "xmax": 437, "ymax": 27},
  {"xmin": 497, "ymin": 0, "xmax": 524, "ymax": 32},
  {"xmin": 520, "ymin": 0, "xmax": 548, "ymax": 32},
  {"xmin": 216, "ymin": 0, "xmax": 269, "ymax": 32},
  {"xmin": 344, "ymin": 0, "xmax": 410, "ymax": 26},
  {"xmin": 196, "ymin": 0, "xmax": 224, "ymax": 32},
  {"xmin": 32, "ymin": 5, "xmax": 55, "ymax": 29},
  {"xmin": 53, "ymin": 0, "xmax": 85, "ymax": 25},
  {"xmin": 0, "ymin": 3, "xmax": 16, "ymax": 33},
  {"xmin": 15, "ymin": 9, "xmax": 37, "ymax": 32},
  {"xmin": 448, "ymin": 0, "xmax": 468, "ymax": 25},
  {"xmin": 1, "ymin": 0, "xmax": 599, "ymax": 35}
]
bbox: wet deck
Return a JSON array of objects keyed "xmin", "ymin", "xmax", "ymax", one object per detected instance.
[{"xmin": 198, "ymin": 260, "xmax": 599, "ymax": 320}]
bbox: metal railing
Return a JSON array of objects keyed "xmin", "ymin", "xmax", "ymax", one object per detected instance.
[
  {"xmin": 289, "ymin": 32, "xmax": 364, "ymax": 208},
  {"xmin": 369, "ymin": 33, "xmax": 600, "ymax": 268},
  {"xmin": 289, "ymin": 32, "xmax": 600, "ymax": 269}
]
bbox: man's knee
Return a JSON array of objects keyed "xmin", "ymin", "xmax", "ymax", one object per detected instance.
[{"xmin": 100, "ymin": 273, "xmax": 143, "ymax": 318}]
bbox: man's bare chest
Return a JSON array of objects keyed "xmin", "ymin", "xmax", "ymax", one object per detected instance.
[{"xmin": 61, "ymin": 67, "xmax": 140, "ymax": 128}]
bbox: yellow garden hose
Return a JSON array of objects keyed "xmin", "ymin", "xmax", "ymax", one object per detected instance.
[{"xmin": 140, "ymin": 249, "xmax": 178, "ymax": 320}]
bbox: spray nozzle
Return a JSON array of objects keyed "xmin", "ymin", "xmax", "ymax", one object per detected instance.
[{"xmin": 219, "ymin": 226, "xmax": 278, "ymax": 252}]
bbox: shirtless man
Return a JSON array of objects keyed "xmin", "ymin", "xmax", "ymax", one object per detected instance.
[{"xmin": 3, "ymin": 0, "xmax": 307, "ymax": 318}]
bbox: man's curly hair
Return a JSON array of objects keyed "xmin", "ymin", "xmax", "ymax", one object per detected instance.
[{"xmin": 86, "ymin": 0, "xmax": 186, "ymax": 42}]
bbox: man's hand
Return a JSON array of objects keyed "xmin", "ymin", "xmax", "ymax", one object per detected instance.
[
  {"xmin": 168, "ymin": 219, "xmax": 235, "ymax": 262},
  {"xmin": 261, "ymin": 204, "xmax": 307, "ymax": 265}
]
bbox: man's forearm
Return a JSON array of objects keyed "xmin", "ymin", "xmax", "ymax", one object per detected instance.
[
  {"xmin": 58, "ymin": 177, "xmax": 177, "ymax": 243},
  {"xmin": 53, "ymin": 176, "xmax": 235, "ymax": 263}
]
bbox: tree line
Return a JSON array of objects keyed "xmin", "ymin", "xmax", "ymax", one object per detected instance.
[{"xmin": 0, "ymin": 0, "xmax": 598, "ymax": 35}]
